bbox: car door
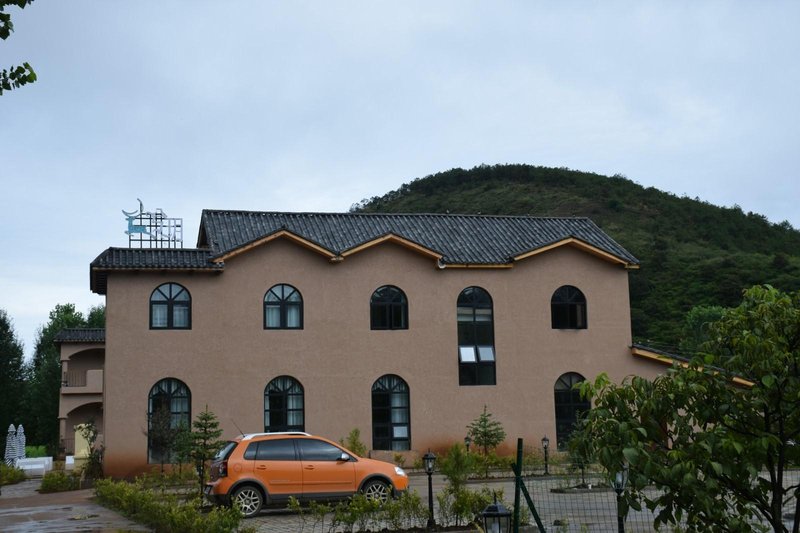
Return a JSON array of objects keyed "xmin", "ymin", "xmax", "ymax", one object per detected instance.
[
  {"xmin": 298, "ymin": 438, "xmax": 356, "ymax": 499},
  {"xmin": 248, "ymin": 438, "xmax": 303, "ymax": 500}
]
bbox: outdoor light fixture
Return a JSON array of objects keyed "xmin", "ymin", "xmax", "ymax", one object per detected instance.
[
  {"xmin": 612, "ymin": 463, "xmax": 629, "ymax": 533},
  {"xmin": 464, "ymin": 435, "xmax": 472, "ymax": 452},
  {"xmin": 423, "ymin": 449, "xmax": 436, "ymax": 528},
  {"xmin": 481, "ymin": 493, "xmax": 512, "ymax": 533},
  {"xmin": 541, "ymin": 435, "xmax": 550, "ymax": 476}
]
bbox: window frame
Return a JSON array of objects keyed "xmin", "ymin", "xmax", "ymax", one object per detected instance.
[
  {"xmin": 370, "ymin": 285, "xmax": 409, "ymax": 330},
  {"xmin": 554, "ymin": 372, "xmax": 590, "ymax": 449},
  {"xmin": 264, "ymin": 376, "xmax": 305, "ymax": 433},
  {"xmin": 147, "ymin": 377, "xmax": 191, "ymax": 463},
  {"xmin": 551, "ymin": 285, "xmax": 587, "ymax": 330},
  {"xmin": 264, "ymin": 284, "xmax": 304, "ymax": 330},
  {"xmin": 371, "ymin": 374, "xmax": 411, "ymax": 451},
  {"xmin": 457, "ymin": 286, "xmax": 496, "ymax": 386},
  {"xmin": 149, "ymin": 283, "xmax": 192, "ymax": 330}
]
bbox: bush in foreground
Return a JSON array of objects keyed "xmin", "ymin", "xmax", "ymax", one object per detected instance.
[
  {"xmin": 95, "ymin": 477, "xmax": 255, "ymax": 533},
  {"xmin": 0, "ymin": 464, "xmax": 26, "ymax": 486},
  {"xmin": 39, "ymin": 471, "xmax": 81, "ymax": 493}
]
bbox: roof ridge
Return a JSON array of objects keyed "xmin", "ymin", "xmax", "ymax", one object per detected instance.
[{"xmin": 201, "ymin": 210, "xmax": 591, "ymax": 221}]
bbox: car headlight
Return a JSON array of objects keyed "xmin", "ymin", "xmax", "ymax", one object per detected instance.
[{"xmin": 394, "ymin": 466, "xmax": 407, "ymax": 477}]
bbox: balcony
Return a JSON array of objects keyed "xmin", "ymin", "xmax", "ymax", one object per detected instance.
[{"xmin": 61, "ymin": 369, "xmax": 103, "ymax": 395}]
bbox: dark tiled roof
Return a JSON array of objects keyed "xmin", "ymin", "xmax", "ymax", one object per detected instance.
[
  {"xmin": 90, "ymin": 248, "xmax": 223, "ymax": 293},
  {"xmin": 54, "ymin": 328, "xmax": 106, "ymax": 344},
  {"xmin": 91, "ymin": 211, "xmax": 638, "ymax": 293},
  {"xmin": 199, "ymin": 211, "xmax": 639, "ymax": 265},
  {"xmin": 631, "ymin": 343, "xmax": 691, "ymax": 364}
]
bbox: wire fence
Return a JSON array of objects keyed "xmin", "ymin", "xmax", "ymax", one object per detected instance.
[{"xmin": 520, "ymin": 465, "xmax": 800, "ymax": 532}]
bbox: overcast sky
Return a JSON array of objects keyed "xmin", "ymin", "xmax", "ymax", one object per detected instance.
[{"xmin": 1, "ymin": 1, "xmax": 798, "ymax": 358}]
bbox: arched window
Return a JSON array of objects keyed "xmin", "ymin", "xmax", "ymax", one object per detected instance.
[
  {"xmin": 147, "ymin": 378, "xmax": 191, "ymax": 463},
  {"xmin": 264, "ymin": 376, "xmax": 304, "ymax": 432},
  {"xmin": 371, "ymin": 375, "xmax": 410, "ymax": 451},
  {"xmin": 554, "ymin": 372, "xmax": 590, "ymax": 449},
  {"xmin": 264, "ymin": 284, "xmax": 303, "ymax": 329},
  {"xmin": 457, "ymin": 286, "xmax": 496, "ymax": 386},
  {"xmin": 551, "ymin": 285, "xmax": 587, "ymax": 329},
  {"xmin": 150, "ymin": 283, "xmax": 191, "ymax": 329},
  {"xmin": 370, "ymin": 286, "xmax": 408, "ymax": 330}
]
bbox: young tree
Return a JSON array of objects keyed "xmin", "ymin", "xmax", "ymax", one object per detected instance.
[
  {"xmin": 0, "ymin": 309, "xmax": 25, "ymax": 458},
  {"xmin": 1, "ymin": 0, "xmax": 37, "ymax": 95},
  {"xmin": 191, "ymin": 406, "xmax": 224, "ymax": 496},
  {"xmin": 146, "ymin": 406, "xmax": 177, "ymax": 474},
  {"xmin": 466, "ymin": 405, "xmax": 506, "ymax": 456},
  {"xmin": 575, "ymin": 285, "xmax": 800, "ymax": 533}
]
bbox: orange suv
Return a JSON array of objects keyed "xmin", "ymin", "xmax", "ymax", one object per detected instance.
[{"xmin": 205, "ymin": 432, "xmax": 409, "ymax": 518}]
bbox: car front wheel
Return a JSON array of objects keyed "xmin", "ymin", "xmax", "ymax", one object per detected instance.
[
  {"xmin": 362, "ymin": 479, "xmax": 391, "ymax": 504},
  {"xmin": 232, "ymin": 485, "xmax": 263, "ymax": 518}
]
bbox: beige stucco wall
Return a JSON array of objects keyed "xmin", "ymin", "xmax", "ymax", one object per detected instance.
[{"xmin": 103, "ymin": 239, "xmax": 663, "ymax": 477}]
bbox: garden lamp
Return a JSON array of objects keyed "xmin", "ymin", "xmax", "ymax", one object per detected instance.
[
  {"xmin": 423, "ymin": 449, "xmax": 436, "ymax": 528},
  {"xmin": 481, "ymin": 493, "xmax": 512, "ymax": 533}
]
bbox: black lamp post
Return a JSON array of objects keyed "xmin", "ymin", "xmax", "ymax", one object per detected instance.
[
  {"xmin": 541, "ymin": 435, "xmax": 550, "ymax": 476},
  {"xmin": 481, "ymin": 493, "xmax": 512, "ymax": 533},
  {"xmin": 423, "ymin": 449, "xmax": 436, "ymax": 529},
  {"xmin": 464, "ymin": 435, "xmax": 472, "ymax": 453},
  {"xmin": 612, "ymin": 463, "xmax": 629, "ymax": 533}
]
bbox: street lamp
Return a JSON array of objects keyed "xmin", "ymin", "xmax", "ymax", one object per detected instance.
[
  {"xmin": 541, "ymin": 435, "xmax": 550, "ymax": 476},
  {"xmin": 423, "ymin": 449, "xmax": 436, "ymax": 529},
  {"xmin": 481, "ymin": 493, "xmax": 512, "ymax": 533},
  {"xmin": 464, "ymin": 435, "xmax": 472, "ymax": 453},
  {"xmin": 612, "ymin": 463, "xmax": 629, "ymax": 533}
]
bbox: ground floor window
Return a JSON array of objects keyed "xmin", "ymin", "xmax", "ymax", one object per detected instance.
[
  {"xmin": 265, "ymin": 376, "xmax": 305, "ymax": 432},
  {"xmin": 371, "ymin": 374, "xmax": 410, "ymax": 451},
  {"xmin": 147, "ymin": 378, "xmax": 190, "ymax": 463},
  {"xmin": 554, "ymin": 372, "xmax": 589, "ymax": 449}
]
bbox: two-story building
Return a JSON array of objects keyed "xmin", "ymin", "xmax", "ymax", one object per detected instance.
[{"xmin": 59, "ymin": 210, "xmax": 670, "ymax": 478}]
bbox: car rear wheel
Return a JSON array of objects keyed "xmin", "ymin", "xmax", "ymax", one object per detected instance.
[
  {"xmin": 232, "ymin": 485, "xmax": 263, "ymax": 518},
  {"xmin": 362, "ymin": 479, "xmax": 391, "ymax": 504}
]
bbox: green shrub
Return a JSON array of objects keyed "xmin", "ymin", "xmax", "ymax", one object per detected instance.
[
  {"xmin": 339, "ymin": 428, "xmax": 368, "ymax": 457},
  {"xmin": 437, "ymin": 486, "xmax": 502, "ymax": 527},
  {"xmin": 94, "ymin": 477, "xmax": 253, "ymax": 533},
  {"xmin": 439, "ymin": 443, "xmax": 475, "ymax": 491},
  {"xmin": 40, "ymin": 471, "xmax": 81, "ymax": 492},
  {"xmin": 25, "ymin": 445, "xmax": 47, "ymax": 458},
  {"xmin": 0, "ymin": 464, "xmax": 26, "ymax": 486}
]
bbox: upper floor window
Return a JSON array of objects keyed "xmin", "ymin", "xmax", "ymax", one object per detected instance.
[
  {"xmin": 264, "ymin": 376, "xmax": 304, "ymax": 432},
  {"xmin": 370, "ymin": 285, "xmax": 408, "ymax": 330},
  {"xmin": 150, "ymin": 283, "xmax": 191, "ymax": 329},
  {"xmin": 148, "ymin": 378, "xmax": 190, "ymax": 463},
  {"xmin": 264, "ymin": 284, "xmax": 303, "ymax": 329},
  {"xmin": 551, "ymin": 285, "xmax": 587, "ymax": 329},
  {"xmin": 457, "ymin": 286, "xmax": 496, "ymax": 386}
]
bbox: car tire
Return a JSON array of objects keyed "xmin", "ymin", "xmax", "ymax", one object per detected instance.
[
  {"xmin": 362, "ymin": 479, "xmax": 391, "ymax": 504},
  {"xmin": 232, "ymin": 484, "xmax": 263, "ymax": 518}
]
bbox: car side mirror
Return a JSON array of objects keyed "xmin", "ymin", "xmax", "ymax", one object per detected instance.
[{"xmin": 338, "ymin": 452, "xmax": 351, "ymax": 462}]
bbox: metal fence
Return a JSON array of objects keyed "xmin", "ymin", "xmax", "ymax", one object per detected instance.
[{"xmin": 520, "ymin": 466, "xmax": 800, "ymax": 532}]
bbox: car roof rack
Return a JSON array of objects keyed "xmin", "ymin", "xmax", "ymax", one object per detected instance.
[{"xmin": 239, "ymin": 431, "xmax": 311, "ymax": 440}]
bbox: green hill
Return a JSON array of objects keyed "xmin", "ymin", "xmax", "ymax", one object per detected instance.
[{"xmin": 352, "ymin": 164, "xmax": 800, "ymax": 350}]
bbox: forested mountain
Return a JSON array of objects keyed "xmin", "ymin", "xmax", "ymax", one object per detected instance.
[{"xmin": 352, "ymin": 164, "xmax": 800, "ymax": 350}]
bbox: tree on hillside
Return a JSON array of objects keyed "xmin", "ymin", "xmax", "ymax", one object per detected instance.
[
  {"xmin": 677, "ymin": 304, "xmax": 724, "ymax": 355},
  {"xmin": 86, "ymin": 305, "xmax": 105, "ymax": 328},
  {"xmin": 0, "ymin": 309, "xmax": 26, "ymax": 457},
  {"xmin": 26, "ymin": 303, "xmax": 87, "ymax": 453},
  {"xmin": 574, "ymin": 285, "xmax": 800, "ymax": 532},
  {"xmin": 1, "ymin": 1, "xmax": 37, "ymax": 95}
]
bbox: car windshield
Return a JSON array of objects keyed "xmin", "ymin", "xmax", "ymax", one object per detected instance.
[{"xmin": 214, "ymin": 441, "xmax": 238, "ymax": 461}]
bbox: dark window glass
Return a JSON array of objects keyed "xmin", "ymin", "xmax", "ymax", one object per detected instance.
[
  {"xmin": 551, "ymin": 286, "xmax": 587, "ymax": 329},
  {"xmin": 215, "ymin": 441, "xmax": 237, "ymax": 461},
  {"xmin": 147, "ymin": 378, "xmax": 191, "ymax": 463},
  {"xmin": 457, "ymin": 287, "xmax": 496, "ymax": 386},
  {"xmin": 370, "ymin": 286, "xmax": 408, "ymax": 330},
  {"xmin": 244, "ymin": 442, "xmax": 257, "ymax": 460},
  {"xmin": 256, "ymin": 439, "xmax": 297, "ymax": 461},
  {"xmin": 264, "ymin": 376, "xmax": 304, "ymax": 432},
  {"xmin": 149, "ymin": 283, "xmax": 191, "ymax": 329},
  {"xmin": 264, "ymin": 284, "xmax": 303, "ymax": 329},
  {"xmin": 298, "ymin": 439, "xmax": 344, "ymax": 461},
  {"xmin": 554, "ymin": 372, "xmax": 590, "ymax": 449},
  {"xmin": 371, "ymin": 374, "xmax": 410, "ymax": 451}
]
